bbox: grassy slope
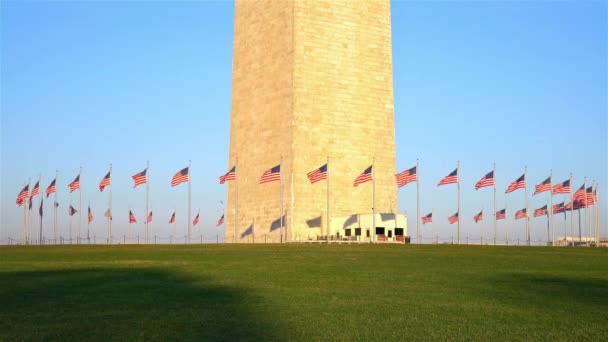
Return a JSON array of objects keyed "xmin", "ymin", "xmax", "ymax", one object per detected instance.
[{"xmin": 0, "ymin": 244, "xmax": 606, "ymax": 341}]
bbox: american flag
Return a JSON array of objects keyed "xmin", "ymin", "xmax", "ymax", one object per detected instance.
[
  {"xmin": 217, "ymin": 214, "xmax": 224, "ymax": 227},
  {"xmin": 129, "ymin": 210, "xmax": 137, "ymax": 223},
  {"xmin": 88, "ymin": 206, "xmax": 93, "ymax": 223},
  {"xmin": 260, "ymin": 165, "xmax": 281, "ymax": 184},
  {"xmin": 534, "ymin": 205, "xmax": 547, "ymax": 217},
  {"xmin": 68, "ymin": 175, "xmax": 80, "ymax": 192},
  {"xmin": 104, "ymin": 209, "xmax": 112, "ymax": 221},
  {"xmin": 16, "ymin": 184, "xmax": 29, "ymax": 206},
  {"xmin": 448, "ymin": 212, "xmax": 459, "ymax": 224},
  {"xmin": 132, "ymin": 168, "xmax": 147, "ymax": 188},
  {"xmin": 31, "ymin": 181, "xmax": 40, "ymax": 197},
  {"xmin": 515, "ymin": 208, "xmax": 527, "ymax": 220},
  {"xmin": 69, "ymin": 205, "xmax": 77, "ymax": 216},
  {"xmin": 219, "ymin": 166, "xmax": 236, "ymax": 184},
  {"xmin": 46, "ymin": 178, "xmax": 56, "ymax": 198},
  {"xmin": 495, "ymin": 209, "xmax": 506, "ymax": 220},
  {"xmin": 39, "ymin": 198, "xmax": 43, "ymax": 217},
  {"xmin": 354, "ymin": 166, "xmax": 372, "ymax": 187},
  {"xmin": 146, "ymin": 211, "xmax": 153, "ymax": 223},
  {"xmin": 171, "ymin": 167, "xmax": 189, "ymax": 187},
  {"xmin": 586, "ymin": 187, "xmax": 595, "ymax": 205},
  {"xmin": 438, "ymin": 168, "xmax": 458, "ymax": 186},
  {"xmin": 572, "ymin": 184, "xmax": 585, "ymax": 201},
  {"xmin": 99, "ymin": 171, "xmax": 111, "ymax": 192},
  {"xmin": 421, "ymin": 212, "xmax": 432, "ymax": 225},
  {"xmin": 552, "ymin": 179, "xmax": 570, "ymax": 194},
  {"xmin": 395, "ymin": 166, "xmax": 417, "ymax": 188},
  {"xmin": 193, "ymin": 213, "xmax": 200, "ymax": 226},
  {"xmin": 505, "ymin": 174, "xmax": 525, "ymax": 193},
  {"xmin": 169, "ymin": 212, "xmax": 176, "ymax": 224},
  {"xmin": 474, "ymin": 211, "xmax": 483, "ymax": 223},
  {"xmin": 307, "ymin": 164, "xmax": 328, "ymax": 184},
  {"xmin": 572, "ymin": 200, "xmax": 586, "ymax": 210},
  {"xmin": 475, "ymin": 171, "xmax": 494, "ymax": 190},
  {"xmin": 533, "ymin": 176, "xmax": 551, "ymax": 195},
  {"xmin": 552, "ymin": 202, "xmax": 565, "ymax": 214}
]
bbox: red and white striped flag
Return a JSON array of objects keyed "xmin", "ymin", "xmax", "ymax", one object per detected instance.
[
  {"xmin": 396, "ymin": 166, "xmax": 417, "ymax": 187},
  {"xmin": 171, "ymin": 167, "xmax": 189, "ymax": 187},
  {"xmin": 533, "ymin": 176, "xmax": 551, "ymax": 195},
  {"xmin": 99, "ymin": 171, "xmax": 111, "ymax": 192},
  {"xmin": 552, "ymin": 179, "xmax": 571, "ymax": 194},
  {"xmin": 132, "ymin": 168, "xmax": 147, "ymax": 188},
  {"xmin": 515, "ymin": 208, "xmax": 527, "ymax": 220},
  {"xmin": 422, "ymin": 212, "xmax": 432, "ymax": 224},
  {"xmin": 217, "ymin": 214, "xmax": 225, "ymax": 227},
  {"xmin": 438, "ymin": 169, "xmax": 458, "ymax": 186},
  {"xmin": 353, "ymin": 166, "xmax": 372, "ymax": 187},
  {"xmin": 505, "ymin": 174, "xmax": 525, "ymax": 193},
  {"xmin": 473, "ymin": 211, "xmax": 483, "ymax": 223},
  {"xmin": 260, "ymin": 165, "xmax": 281, "ymax": 184},
  {"xmin": 448, "ymin": 212, "xmax": 459, "ymax": 224},
  {"xmin": 475, "ymin": 171, "xmax": 494, "ymax": 190}
]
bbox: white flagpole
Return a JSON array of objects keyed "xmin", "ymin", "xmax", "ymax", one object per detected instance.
[
  {"xmin": 505, "ymin": 202, "xmax": 508, "ymax": 245},
  {"xmin": 584, "ymin": 177, "xmax": 587, "ymax": 246},
  {"xmin": 481, "ymin": 207, "xmax": 485, "ymax": 245},
  {"xmin": 570, "ymin": 173, "xmax": 574, "ymax": 245},
  {"xmin": 188, "ymin": 160, "xmax": 192, "ymax": 244},
  {"xmin": 416, "ymin": 158, "xmax": 420, "ymax": 244},
  {"xmin": 146, "ymin": 160, "xmax": 149, "ymax": 244},
  {"xmin": 372, "ymin": 158, "xmax": 376, "ymax": 243},
  {"xmin": 79, "ymin": 166, "xmax": 82, "ymax": 244},
  {"xmin": 109, "ymin": 164, "xmax": 113, "ymax": 244},
  {"xmin": 87, "ymin": 200, "xmax": 90, "ymax": 243},
  {"xmin": 38, "ymin": 174, "xmax": 42, "ymax": 244},
  {"xmin": 173, "ymin": 208, "xmax": 177, "ymax": 243},
  {"xmin": 550, "ymin": 169, "xmax": 554, "ymax": 246},
  {"xmin": 69, "ymin": 191, "xmax": 72, "ymax": 244},
  {"xmin": 235, "ymin": 157, "xmax": 238, "ymax": 243},
  {"xmin": 280, "ymin": 156, "xmax": 284, "ymax": 243},
  {"xmin": 494, "ymin": 163, "xmax": 497, "ymax": 246},
  {"xmin": 22, "ymin": 182, "xmax": 26, "ymax": 244},
  {"xmin": 28, "ymin": 177, "xmax": 32, "ymax": 245},
  {"xmin": 54, "ymin": 170, "xmax": 58, "ymax": 243},
  {"xmin": 525, "ymin": 166, "xmax": 530, "ymax": 246},
  {"xmin": 327, "ymin": 156, "xmax": 330, "ymax": 239},
  {"xmin": 457, "ymin": 160, "xmax": 460, "ymax": 244},
  {"xmin": 595, "ymin": 183, "xmax": 600, "ymax": 247}
]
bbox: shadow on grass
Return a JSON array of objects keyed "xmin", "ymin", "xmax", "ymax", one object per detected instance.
[
  {"xmin": 487, "ymin": 273, "xmax": 608, "ymax": 308},
  {"xmin": 0, "ymin": 268, "xmax": 277, "ymax": 341}
]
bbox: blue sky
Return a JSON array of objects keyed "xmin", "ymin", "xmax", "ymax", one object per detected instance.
[{"xmin": 1, "ymin": 1, "xmax": 606, "ymax": 243}]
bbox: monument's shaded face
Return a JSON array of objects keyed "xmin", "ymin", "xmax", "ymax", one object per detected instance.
[{"xmin": 226, "ymin": 0, "xmax": 398, "ymax": 243}]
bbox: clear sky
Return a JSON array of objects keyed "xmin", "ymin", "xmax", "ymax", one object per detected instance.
[{"xmin": 1, "ymin": 1, "xmax": 606, "ymax": 244}]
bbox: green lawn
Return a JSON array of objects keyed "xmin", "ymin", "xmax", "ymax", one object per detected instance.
[{"xmin": 1, "ymin": 244, "xmax": 606, "ymax": 341}]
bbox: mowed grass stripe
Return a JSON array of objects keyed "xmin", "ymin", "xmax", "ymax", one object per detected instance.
[{"xmin": 0, "ymin": 245, "xmax": 606, "ymax": 341}]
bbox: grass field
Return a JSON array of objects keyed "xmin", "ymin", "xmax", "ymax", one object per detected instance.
[{"xmin": 1, "ymin": 244, "xmax": 606, "ymax": 341}]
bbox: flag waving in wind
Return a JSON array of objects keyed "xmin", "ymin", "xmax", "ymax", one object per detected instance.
[
  {"xmin": 31, "ymin": 181, "xmax": 40, "ymax": 197},
  {"xmin": 422, "ymin": 213, "xmax": 432, "ymax": 224},
  {"xmin": 474, "ymin": 211, "xmax": 483, "ymax": 223},
  {"xmin": 171, "ymin": 167, "xmax": 189, "ymax": 187},
  {"xmin": 16, "ymin": 184, "xmax": 29, "ymax": 206},
  {"xmin": 552, "ymin": 179, "xmax": 571, "ymax": 194},
  {"xmin": 495, "ymin": 209, "xmax": 506, "ymax": 220},
  {"xmin": 354, "ymin": 166, "xmax": 372, "ymax": 187},
  {"xmin": 448, "ymin": 212, "xmax": 459, "ymax": 224},
  {"xmin": 396, "ymin": 166, "xmax": 417, "ymax": 187},
  {"xmin": 475, "ymin": 171, "xmax": 494, "ymax": 190},
  {"xmin": 69, "ymin": 175, "xmax": 80, "ymax": 192},
  {"xmin": 169, "ymin": 212, "xmax": 176, "ymax": 224},
  {"xmin": 69, "ymin": 205, "xmax": 77, "ymax": 216},
  {"xmin": 99, "ymin": 171, "xmax": 111, "ymax": 192},
  {"xmin": 515, "ymin": 208, "xmax": 527, "ymax": 220},
  {"xmin": 132, "ymin": 168, "xmax": 147, "ymax": 188},
  {"xmin": 505, "ymin": 174, "xmax": 525, "ymax": 193},
  {"xmin": 307, "ymin": 164, "xmax": 327, "ymax": 184},
  {"xmin": 88, "ymin": 206, "xmax": 93, "ymax": 223},
  {"xmin": 46, "ymin": 179, "xmax": 56, "ymax": 197},
  {"xmin": 129, "ymin": 210, "xmax": 137, "ymax": 223},
  {"xmin": 438, "ymin": 169, "xmax": 458, "ymax": 186},
  {"xmin": 219, "ymin": 166, "xmax": 236, "ymax": 184},
  {"xmin": 534, "ymin": 205, "xmax": 548, "ymax": 217},
  {"xmin": 217, "ymin": 214, "xmax": 225, "ymax": 227},
  {"xmin": 260, "ymin": 165, "xmax": 281, "ymax": 184},
  {"xmin": 146, "ymin": 211, "xmax": 153, "ymax": 224},
  {"xmin": 104, "ymin": 209, "xmax": 112, "ymax": 221},
  {"xmin": 533, "ymin": 176, "xmax": 551, "ymax": 195},
  {"xmin": 193, "ymin": 212, "xmax": 200, "ymax": 226}
]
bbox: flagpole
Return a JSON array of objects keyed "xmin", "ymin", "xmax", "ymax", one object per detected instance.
[
  {"xmin": 326, "ymin": 156, "xmax": 330, "ymax": 239},
  {"xmin": 546, "ymin": 199, "xmax": 550, "ymax": 244},
  {"xmin": 79, "ymin": 166, "xmax": 82, "ymax": 244},
  {"xmin": 22, "ymin": 182, "xmax": 26, "ymax": 244},
  {"xmin": 570, "ymin": 173, "xmax": 574, "ymax": 246},
  {"xmin": 494, "ymin": 163, "xmax": 497, "ymax": 246},
  {"xmin": 188, "ymin": 160, "xmax": 191, "ymax": 244},
  {"xmin": 128, "ymin": 208, "xmax": 132, "ymax": 240},
  {"xmin": 87, "ymin": 200, "xmax": 91, "ymax": 243},
  {"xmin": 416, "ymin": 158, "xmax": 420, "ymax": 244},
  {"xmin": 109, "ymin": 164, "xmax": 113, "ymax": 244},
  {"xmin": 146, "ymin": 160, "xmax": 149, "ymax": 244},
  {"xmin": 550, "ymin": 169, "xmax": 554, "ymax": 246},
  {"xmin": 173, "ymin": 208, "xmax": 177, "ymax": 243},
  {"xmin": 235, "ymin": 157, "xmax": 238, "ymax": 243},
  {"xmin": 595, "ymin": 183, "xmax": 599, "ymax": 247},
  {"xmin": 457, "ymin": 160, "xmax": 460, "ymax": 245},
  {"xmin": 372, "ymin": 158, "xmax": 376, "ymax": 243},
  {"xmin": 38, "ymin": 174, "xmax": 42, "ymax": 244},
  {"xmin": 525, "ymin": 166, "xmax": 530, "ymax": 246},
  {"xmin": 505, "ymin": 202, "xmax": 508, "ymax": 245},
  {"xmin": 28, "ymin": 177, "xmax": 32, "ymax": 245},
  {"xmin": 69, "ymin": 191, "xmax": 72, "ymax": 244},
  {"xmin": 481, "ymin": 207, "xmax": 485, "ymax": 245},
  {"xmin": 54, "ymin": 170, "xmax": 58, "ymax": 243},
  {"xmin": 280, "ymin": 156, "xmax": 284, "ymax": 243},
  {"xmin": 583, "ymin": 177, "xmax": 587, "ymax": 246},
  {"xmin": 431, "ymin": 208, "xmax": 434, "ymax": 244}
]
